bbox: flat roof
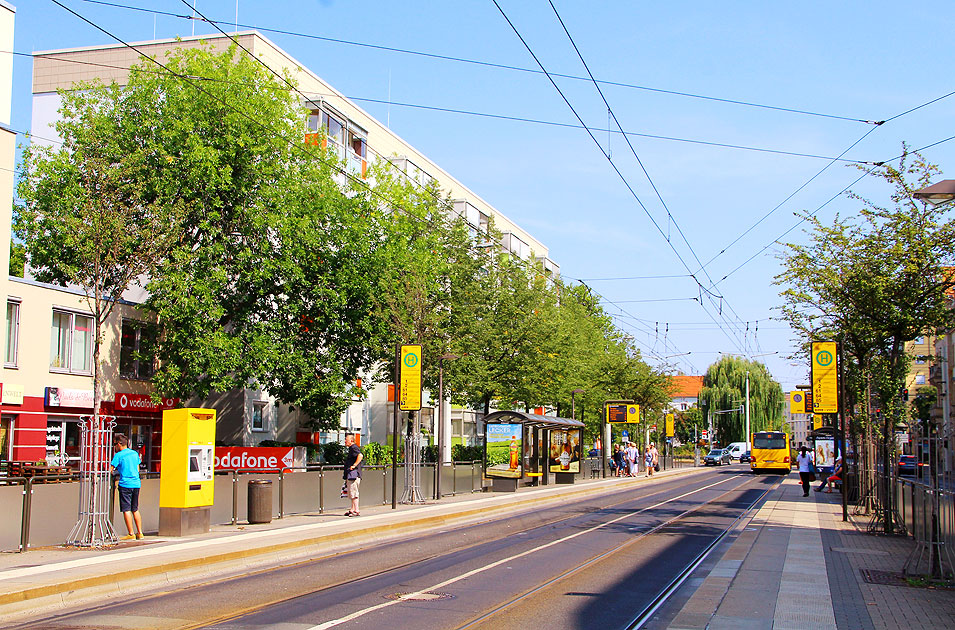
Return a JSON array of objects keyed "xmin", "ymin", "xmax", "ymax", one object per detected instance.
[{"xmin": 483, "ymin": 410, "xmax": 584, "ymax": 429}]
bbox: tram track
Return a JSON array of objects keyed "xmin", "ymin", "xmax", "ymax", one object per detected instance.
[{"xmin": 451, "ymin": 473, "xmax": 778, "ymax": 630}]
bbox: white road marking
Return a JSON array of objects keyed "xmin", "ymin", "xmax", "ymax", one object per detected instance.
[{"xmin": 306, "ymin": 475, "xmax": 742, "ymax": 630}]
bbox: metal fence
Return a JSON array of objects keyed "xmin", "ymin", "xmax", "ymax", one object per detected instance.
[
  {"xmin": 0, "ymin": 461, "xmax": 487, "ymax": 553},
  {"xmin": 892, "ymin": 475, "xmax": 955, "ymax": 577}
]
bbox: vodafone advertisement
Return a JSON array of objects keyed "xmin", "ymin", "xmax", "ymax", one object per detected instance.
[
  {"xmin": 214, "ymin": 447, "xmax": 305, "ymax": 472},
  {"xmin": 114, "ymin": 393, "xmax": 180, "ymax": 412}
]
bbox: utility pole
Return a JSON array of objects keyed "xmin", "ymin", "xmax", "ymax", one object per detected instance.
[{"xmin": 745, "ymin": 371, "xmax": 751, "ymax": 451}]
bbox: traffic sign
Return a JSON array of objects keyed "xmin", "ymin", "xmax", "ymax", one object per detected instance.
[
  {"xmin": 811, "ymin": 341, "xmax": 838, "ymax": 413},
  {"xmin": 621, "ymin": 430, "xmax": 629, "ymax": 438},
  {"xmin": 701, "ymin": 430, "xmax": 709, "ymax": 440},
  {"xmin": 399, "ymin": 345, "xmax": 422, "ymax": 411}
]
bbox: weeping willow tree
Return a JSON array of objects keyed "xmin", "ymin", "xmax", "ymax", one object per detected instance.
[{"xmin": 700, "ymin": 356, "xmax": 783, "ymax": 443}]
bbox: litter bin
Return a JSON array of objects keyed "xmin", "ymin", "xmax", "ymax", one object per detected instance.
[{"xmin": 248, "ymin": 479, "xmax": 273, "ymax": 524}]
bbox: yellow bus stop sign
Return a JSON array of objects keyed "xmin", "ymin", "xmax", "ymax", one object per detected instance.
[{"xmin": 399, "ymin": 345, "xmax": 422, "ymax": 411}]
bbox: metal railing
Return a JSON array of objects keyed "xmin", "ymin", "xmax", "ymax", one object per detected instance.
[
  {"xmin": 893, "ymin": 475, "xmax": 955, "ymax": 578},
  {"xmin": 0, "ymin": 462, "xmax": 485, "ymax": 552}
]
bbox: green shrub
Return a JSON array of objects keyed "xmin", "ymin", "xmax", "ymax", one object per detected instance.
[
  {"xmin": 361, "ymin": 442, "xmax": 392, "ymax": 465},
  {"xmin": 451, "ymin": 444, "xmax": 483, "ymax": 462},
  {"xmin": 321, "ymin": 441, "xmax": 346, "ymax": 465}
]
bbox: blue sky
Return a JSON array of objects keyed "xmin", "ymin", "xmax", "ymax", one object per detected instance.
[{"xmin": 10, "ymin": 1, "xmax": 955, "ymax": 392}]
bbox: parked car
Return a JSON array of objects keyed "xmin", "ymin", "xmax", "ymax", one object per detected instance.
[
  {"xmin": 898, "ymin": 455, "xmax": 917, "ymax": 476},
  {"xmin": 704, "ymin": 448, "xmax": 732, "ymax": 466},
  {"xmin": 739, "ymin": 451, "xmax": 752, "ymax": 463}
]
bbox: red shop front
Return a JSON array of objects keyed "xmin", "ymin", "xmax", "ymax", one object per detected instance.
[{"xmin": 2, "ymin": 387, "xmax": 177, "ymax": 473}]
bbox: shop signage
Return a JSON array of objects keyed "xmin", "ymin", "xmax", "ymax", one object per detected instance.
[
  {"xmin": 2, "ymin": 383, "xmax": 23, "ymax": 405},
  {"xmin": 114, "ymin": 393, "xmax": 179, "ymax": 412},
  {"xmin": 214, "ymin": 447, "xmax": 298, "ymax": 472},
  {"xmin": 45, "ymin": 387, "xmax": 94, "ymax": 408}
]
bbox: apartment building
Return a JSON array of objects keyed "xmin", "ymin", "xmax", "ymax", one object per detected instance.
[{"xmin": 6, "ymin": 30, "xmax": 558, "ymax": 465}]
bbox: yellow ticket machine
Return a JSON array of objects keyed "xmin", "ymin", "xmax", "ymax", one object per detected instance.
[{"xmin": 159, "ymin": 408, "xmax": 216, "ymax": 536}]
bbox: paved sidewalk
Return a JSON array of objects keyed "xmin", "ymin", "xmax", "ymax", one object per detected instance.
[
  {"xmin": 665, "ymin": 475, "xmax": 955, "ymax": 630},
  {"xmin": 0, "ymin": 464, "xmax": 702, "ymax": 625}
]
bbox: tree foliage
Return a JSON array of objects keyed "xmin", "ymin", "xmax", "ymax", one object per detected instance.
[
  {"xmin": 700, "ymin": 356, "xmax": 783, "ymax": 443},
  {"xmin": 17, "ymin": 81, "xmax": 184, "ymax": 419},
  {"xmin": 19, "ymin": 42, "xmax": 674, "ymax": 434},
  {"xmin": 776, "ymin": 148, "xmax": 955, "ymax": 432}
]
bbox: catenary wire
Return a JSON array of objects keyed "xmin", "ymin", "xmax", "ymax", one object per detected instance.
[
  {"xmin": 696, "ymin": 84, "xmax": 955, "ymax": 278},
  {"xmin": 490, "ymin": 0, "xmax": 748, "ymax": 355},
  {"xmin": 711, "ymin": 131, "xmax": 955, "ymax": 288},
  {"xmin": 14, "ymin": 50, "xmax": 872, "ymax": 165},
  {"xmin": 76, "ymin": 0, "xmax": 877, "ymax": 125},
  {"xmin": 545, "ymin": 0, "xmax": 752, "ymax": 353}
]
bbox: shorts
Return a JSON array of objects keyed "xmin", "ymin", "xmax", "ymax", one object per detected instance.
[
  {"xmin": 118, "ymin": 486, "xmax": 140, "ymax": 513},
  {"xmin": 346, "ymin": 477, "xmax": 361, "ymax": 500}
]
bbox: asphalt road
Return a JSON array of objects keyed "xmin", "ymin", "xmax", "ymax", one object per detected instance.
[{"xmin": 19, "ymin": 465, "xmax": 780, "ymax": 630}]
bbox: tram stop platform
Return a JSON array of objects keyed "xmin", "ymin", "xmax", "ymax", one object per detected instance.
[{"xmin": 660, "ymin": 474, "xmax": 955, "ymax": 630}]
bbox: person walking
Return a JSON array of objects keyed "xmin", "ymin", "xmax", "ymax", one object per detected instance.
[
  {"xmin": 644, "ymin": 445, "xmax": 654, "ymax": 477},
  {"xmin": 110, "ymin": 433, "xmax": 144, "ymax": 540},
  {"xmin": 343, "ymin": 433, "xmax": 363, "ymax": 517},
  {"xmin": 815, "ymin": 456, "xmax": 843, "ymax": 493},
  {"xmin": 795, "ymin": 445, "xmax": 814, "ymax": 497}
]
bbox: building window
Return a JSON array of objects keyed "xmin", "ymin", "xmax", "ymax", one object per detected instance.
[
  {"xmin": 915, "ymin": 355, "xmax": 926, "ymax": 364},
  {"xmin": 50, "ymin": 310, "xmax": 92, "ymax": 374},
  {"xmin": 915, "ymin": 374, "xmax": 927, "ymax": 386},
  {"xmin": 5, "ymin": 300, "xmax": 19, "ymax": 367},
  {"xmin": 120, "ymin": 320, "xmax": 156, "ymax": 380},
  {"xmin": 914, "ymin": 336, "xmax": 925, "ymax": 345},
  {"xmin": 251, "ymin": 401, "xmax": 268, "ymax": 431}
]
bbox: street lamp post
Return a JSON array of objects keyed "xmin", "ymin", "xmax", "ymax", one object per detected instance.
[{"xmin": 436, "ymin": 353, "xmax": 459, "ymax": 501}]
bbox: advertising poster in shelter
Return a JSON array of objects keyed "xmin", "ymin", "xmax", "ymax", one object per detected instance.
[
  {"xmin": 485, "ymin": 423, "xmax": 523, "ymax": 478},
  {"xmin": 548, "ymin": 428, "xmax": 582, "ymax": 473},
  {"xmin": 815, "ymin": 437, "xmax": 835, "ymax": 468}
]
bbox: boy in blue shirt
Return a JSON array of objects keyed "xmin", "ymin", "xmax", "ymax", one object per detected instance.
[{"xmin": 111, "ymin": 433, "xmax": 144, "ymax": 540}]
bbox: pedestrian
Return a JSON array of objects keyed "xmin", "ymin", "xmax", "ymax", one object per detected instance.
[
  {"xmin": 610, "ymin": 444, "xmax": 621, "ymax": 476},
  {"xmin": 644, "ymin": 445, "xmax": 654, "ymax": 477},
  {"xmin": 626, "ymin": 442, "xmax": 638, "ymax": 476},
  {"xmin": 343, "ymin": 433, "xmax": 363, "ymax": 517},
  {"xmin": 650, "ymin": 442, "xmax": 660, "ymax": 473},
  {"xmin": 110, "ymin": 433, "xmax": 144, "ymax": 540},
  {"xmin": 815, "ymin": 456, "xmax": 843, "ymax": 493},
  {"xmin": 795, "ymin": 445, "xmax": 814, "ymax": 497}
]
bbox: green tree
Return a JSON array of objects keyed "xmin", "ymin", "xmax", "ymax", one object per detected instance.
[
  {"xmin": 17, "ymin": 83, "xmax": 183, "ymax": 423},
  {"xmin": 776, "ymin": 148, "xmax": 955, "ymax": 532},
  {"xmin": 699, "ymin": 356, "xmax": 783, "ymax": 444},
  {"xmin": 8, "ymin": 237, "xmax": 24, "ymax": 277},
  {"xmin": 674, "ymin": 405, "xmax": 704, "ymax": 444}
]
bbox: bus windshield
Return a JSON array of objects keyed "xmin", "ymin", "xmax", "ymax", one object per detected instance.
[{"xmin": 754, "ymin": 435, "xmax": 787, "ymax": 449}]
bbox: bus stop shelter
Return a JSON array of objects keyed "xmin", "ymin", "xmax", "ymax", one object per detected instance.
[{"xmin": 482, "ymin": 411, "xmax": 585, "ymax": 492}]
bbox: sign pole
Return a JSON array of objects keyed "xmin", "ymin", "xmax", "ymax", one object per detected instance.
[{"xmin": 391, "ymin": 344, "xmax": 399, "ymax": 510}]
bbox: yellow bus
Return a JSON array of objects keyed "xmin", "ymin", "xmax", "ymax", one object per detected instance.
[{"xmin": 750, "ymin": 431, "xmax": 791, "ymax": 474}]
